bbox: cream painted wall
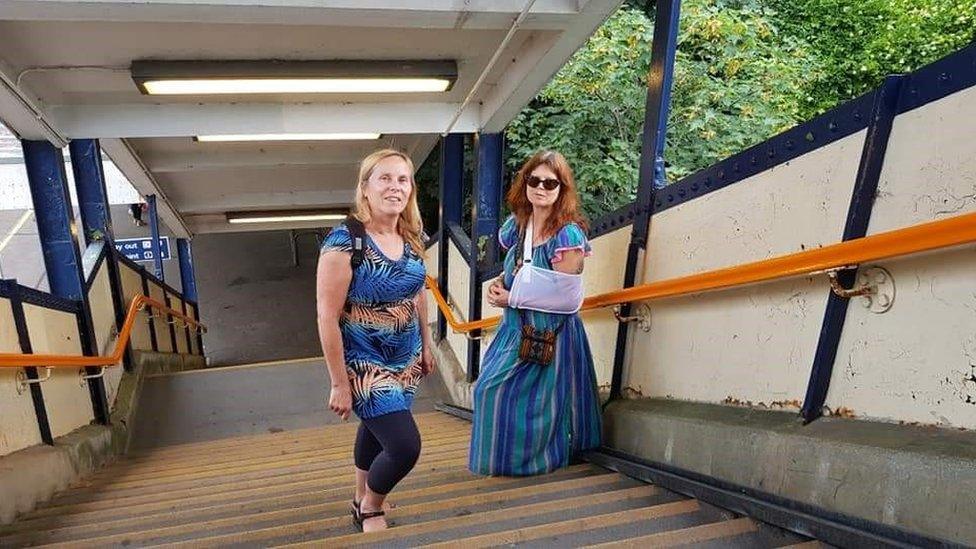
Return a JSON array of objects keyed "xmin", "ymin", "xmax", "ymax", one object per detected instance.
[
  {"xmin": 173, "ymin": 294, "xmax": 190, "ymax": 355},
  {"xmin": 87, "ymin": 265, "xmax": 124, "ymax": 406},
  {"xmin": 829, "ymin": 87, "xmax": 976, "ymax": 427},
  {"xmin": 423, "ymin": 245, "xmax": 439, "ymax": 325},
  {"xmin": 22, "ymin": 305, "xmax": 92, "ymax": 438},
  {"xmin": 446, "ymin": 240, "xmax": 470, "ymax": 373},
  {"xmin": 0, "ymin": 298, "xmax": 43, "ymax": 457},
  {"xmin": 148, "ymin": 282, "xmax": 171, "ymax": 353},
  {"xmin": 624, "ymin": 132, "xmax": 865, "ymax": 404},
  {"xmin": 119, "ymin": 264, "xmax": 152, "ymax": 351},
  {"xmin": 583, "ymin": 227, "xmax": 631, "ymax": 390}
]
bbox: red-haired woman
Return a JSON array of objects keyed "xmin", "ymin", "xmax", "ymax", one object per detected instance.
[{"xmin": 469, "ymin": 150, "xmax": 602, "ymax": 476}]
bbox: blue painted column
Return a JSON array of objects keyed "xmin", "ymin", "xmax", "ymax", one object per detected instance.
[
  {"xmin": 437, "ymin": 134, "xmax": 464, "ymax": 342},
  {"xmin": 467, "ymin": 132, "xmax": 504, "ymax": 381},
  {"xmin": 68, "ymin": 139, "xmax": 114, "ymax": 245},
  {"xmin": 69, "ymin": 138, "xmax": 133, "ymax": 371},
  {"xmin": 177, "ymin": 238, "xmax": 198, "ymax": 302},
  {"xmin": 609, "ymin": 0, "xmax": 682, "ymax": 402},
  {"xmin": 22, "ymin": 139, "xmax": 110, "ymax": 424},
  {"xmin": 146, "ymin": 194, "xmax": 164, "ymax": 281}
]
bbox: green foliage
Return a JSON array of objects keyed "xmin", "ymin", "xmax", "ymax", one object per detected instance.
[
  {"xmin": 765, "ymin": 0, "xmax": 976, "ymax": 119},
  {"xmin": 506, "ymin": 2, "xmax": 816, "ymax": 219}
]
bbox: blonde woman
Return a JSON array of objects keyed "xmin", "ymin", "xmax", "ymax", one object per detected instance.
[{"xmin": 316, "ymin": 149, "xmax": 436, "ymax": 532}]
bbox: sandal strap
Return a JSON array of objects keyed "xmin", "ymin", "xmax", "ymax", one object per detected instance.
[{"xmin": 360, "ymin": 509, "xmax": 386, "ymax": 520}]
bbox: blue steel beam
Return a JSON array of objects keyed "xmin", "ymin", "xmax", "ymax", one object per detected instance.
[
  {"xmin": 68, "ymin": 139, "xmax": 114, "ymax": 245},
  {"xmin": 22, "ymin": 139, "xmax": 110, "ymax": 425},
  {"xmin": 609, "ymin": 0, "xmax": 682, "ymax": 402},
  {"xmin": 437, "ymin": 134, "xmax": 465, "ymax": 342},
  {"xmin": 146, "ymin": 194, "xmax": 164, "ymax": 281},
  {"xmin": 801, "ymin": 76, "xmax": 905, "ymax": 423},
  {"xmin": 467, "ymin": 132, "xmax": 504, "ymax": 381},
  {"xmin": 177, "ymin": 238, "xmax": 199, "ymax": 302}
]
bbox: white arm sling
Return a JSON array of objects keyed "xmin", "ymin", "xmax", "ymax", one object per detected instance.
[{"xmin": 507, "ymin": 218, "xmax": 585, "ymax": 314}]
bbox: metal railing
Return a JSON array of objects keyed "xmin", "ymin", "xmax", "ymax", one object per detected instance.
[
  {"xmin": 0, "ymin": 294, "xmax": 207, "ymax": 369},
  {"xmin": 427, "ymin": 210, "xmax": 976, "ymax": 334}
]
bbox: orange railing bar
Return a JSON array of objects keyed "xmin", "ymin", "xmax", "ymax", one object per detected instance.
[
  {"xmin": 0, "ymin": 294, "xmax": 206, "ymax": 369},
  {"xmin": 428, "ymin": 210, "xmax": 976, "ymax": 334}
]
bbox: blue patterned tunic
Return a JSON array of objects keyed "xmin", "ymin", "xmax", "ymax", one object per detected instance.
[
  {"xmin": 469, "ymin": 215, "xmax": 603, "ymax": 476},
  {"xmin": 320, "ymin": 224, "xmax": 427, "ymax": 419}
]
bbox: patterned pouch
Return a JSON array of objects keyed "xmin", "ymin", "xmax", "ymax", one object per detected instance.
[{"xmin": 517, "ymin": 310, "xmax": 566, "ymax": 366}]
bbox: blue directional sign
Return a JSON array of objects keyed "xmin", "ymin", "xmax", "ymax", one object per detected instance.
[{"xmin": 114, "ymin": 236, "xmax": 171, "ymax": 262}]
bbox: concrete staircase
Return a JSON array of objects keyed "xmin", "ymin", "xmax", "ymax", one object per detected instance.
[{"xmin": 0, "ymin": 410, "xmax": 818, "ymax": 547}]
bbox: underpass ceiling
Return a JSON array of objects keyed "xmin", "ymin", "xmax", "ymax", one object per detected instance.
[{"xmin": 0, "ymin": 0, "xmax": 624, "ymax": 236}]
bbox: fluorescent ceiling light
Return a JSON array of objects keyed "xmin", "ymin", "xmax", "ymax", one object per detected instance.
[
  {"xmin": 196, "ymin": 133, "xmax": 380, "ymax": 142},
  {"xmin": 143, "ymin": 78, "xmax": 450, "ymax": 94},
  {"xmin": 132, "ymin": 60, "xmax": 457, "ymax": 95},
  {"xmin": 226, "ymin": 210, "xmax": 348, "ymax": 224}
]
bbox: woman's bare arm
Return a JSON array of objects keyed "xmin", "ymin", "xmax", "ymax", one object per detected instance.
[{"xmin": 316, "ymin": 251, "xmax": 354, "ymax": 418}]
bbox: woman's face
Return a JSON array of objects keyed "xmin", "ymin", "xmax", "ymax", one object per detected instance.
[
  {"xmin": 525, "ymin": 164, "xmax": 561, "ymax": 210},
  {"xmin": 363, "ymin": 155, "xmax": 413, "ymax": 217}
]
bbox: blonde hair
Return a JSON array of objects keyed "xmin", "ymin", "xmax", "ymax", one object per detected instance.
[{"xmin": 352, "ymin": 149, "xmax": 426, "ymax": 259}]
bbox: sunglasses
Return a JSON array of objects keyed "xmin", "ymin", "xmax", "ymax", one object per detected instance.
[{"xmin": 525, "ymin": 175, "xmax": 562, "ymax": 191}]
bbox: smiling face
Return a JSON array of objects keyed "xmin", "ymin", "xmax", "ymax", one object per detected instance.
[
  {"xmin": 362, "ymin": 155, "xmax": 413, "ymax": 218},
  {"xmin": 525, "ymin": 164, "xmax": 561, "ymax": 209}
]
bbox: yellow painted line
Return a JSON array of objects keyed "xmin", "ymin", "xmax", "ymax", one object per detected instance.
[
  {"xmin": 25, "ymin": 456, "xmax": 470, "ymax": 519},
  {"xmin": 422, "ymin": 499, "xmax": 701, "ymax": 549},
  {"xmin": 0, "ymin": 209, "xmax": 32, "ymax": 254},
  {"xmin": 89, "ymin": 432, "xmax": 472, "ymax": 484},
  {"xmin": 5, "ymin": 465, "xmax": 597, "ymax": 544},
  {"xmin": 280, "ymin": 485, "xmax": 664, "ymax": 548},
  {"xmin": 583, "ymin": 516, "xmax": 758, "ymax": 548},
  {"xmin": 778, "ymin": 542, "xmax": 829, "ymax": 549},
  {"xmin": 115, "ymin": 419, "xmax": 468, "ymax": 467},
  {"xmin": 124, "ymin": 412, "xmax": 463, "ymax": 459},
  {"xmin": 44, "ymin": 471, "xmax": 617, "ymax": 548},
  {"xmin": 67, "ymin": 444, "xmax": 468, "ymax": 495},
  {"xmin": 144, "ymin": 355, "xmax": 324, "ymax": 377},
  {"xmin": 1, "ymin": 464, "xmax": 478, "ymax": 535}
]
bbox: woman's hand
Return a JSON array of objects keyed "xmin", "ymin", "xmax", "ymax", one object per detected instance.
[
  {"xmin": 487, "ymin": 281, "xmax": 510, "ymax": 308},
  {"xmin": 329, "ymin": 384, "xmax": 353, "ymax": 421},
  {"xmin": 420, "ymin": 344, "xmax": 437, "ymax": 376}
]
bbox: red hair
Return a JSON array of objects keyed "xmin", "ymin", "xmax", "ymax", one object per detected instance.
[{"xmin": 506, "ymin": 150, "xmax": 588, "ymax": 239}]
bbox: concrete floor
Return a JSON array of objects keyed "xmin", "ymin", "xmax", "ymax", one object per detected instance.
[{"xmin": 194, "ymin": 229, "xmax": 326, "ymax": 366}]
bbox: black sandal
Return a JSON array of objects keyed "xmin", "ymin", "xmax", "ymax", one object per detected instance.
[{"xmin": 352, "ymin": 500, "xmax": 386, "ymax": 532}]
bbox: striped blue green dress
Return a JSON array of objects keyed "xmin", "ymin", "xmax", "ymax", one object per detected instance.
[{"xmin": 469, "ymin": 215, "xmax": 603, "ymax": 476}]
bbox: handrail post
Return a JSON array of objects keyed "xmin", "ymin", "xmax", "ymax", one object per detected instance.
[
  {"xmin": 22, "ymin": 139, "xmax": 109, "ymax": 425},
  {"xmin": 437, "ymin": 134, "xmax": 464, "ymax": 343},
  {"xmin": 609, "ymin": 0, "xmax": 682, "ymax": 403}
]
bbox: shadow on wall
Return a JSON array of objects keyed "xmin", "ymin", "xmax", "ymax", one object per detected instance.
[{"xmin": 194, "ymin": 229, "xmax": 325, "ymax": 366}]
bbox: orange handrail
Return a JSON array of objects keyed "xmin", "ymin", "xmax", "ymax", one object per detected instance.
[
  {"xmin": 0, "ymin": 294, "xmax": 207, "ymax": 369},
  {"xmin": 428, "ymin": 210, "xmax": 976, "ymax": 334}
]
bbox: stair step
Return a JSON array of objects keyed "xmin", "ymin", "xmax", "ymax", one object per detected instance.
[{"xmin": 0, "ymin": 410, "xmax": 823, "ymax": 548}]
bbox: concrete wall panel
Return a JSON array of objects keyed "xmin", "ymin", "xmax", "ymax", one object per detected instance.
[
  {"xmin": 119, "ymin": 264, "xmax": 152, "ymax": 351},
  {"xmin": 87, "ymin": 265, "xmax": 124, "ymax": 405},
  {"xmin": 0, "ymin": 298, "xmax": 43, "ymax": 457},
  {"xmin": 830, "ymin": 87, "xmax": 976, "ymax": 427},
  {"xmin": 445, "ymin": 240, "xmax": 470, "ymax": 374},
  {"xmin": 22, "ymin": 305, "xmax": 92, "ymax": 438},
  {"xmin": 625, "ymin": 132, "xmax": 865, "ymax": 403}
]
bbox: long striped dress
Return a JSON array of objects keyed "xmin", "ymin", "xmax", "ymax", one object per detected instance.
[{"xmin": 469, "ymin": 215, "xmax": 602, "ymax": 476}]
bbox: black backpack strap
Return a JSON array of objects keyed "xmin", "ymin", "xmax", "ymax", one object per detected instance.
[{"xmin": 344, "ymin": 215, "xmax": 367, "ymax": 269}]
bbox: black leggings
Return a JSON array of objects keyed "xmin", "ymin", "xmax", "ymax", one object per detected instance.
[{"xmin": 354, "ymin": 410, "xmax": 422, "ymax": 495}]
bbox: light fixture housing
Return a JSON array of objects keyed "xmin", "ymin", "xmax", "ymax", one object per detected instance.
[
  {"xmin": 226, "ymin": 209, "xmax": 349, "ymax": 224},
  {"xmin": 132, "ymin": 60, "xmax": 457, "ymax": 95},
  {"xmin": 196, "ymin": 133, "xmax": 381, "ymax": 142}
]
